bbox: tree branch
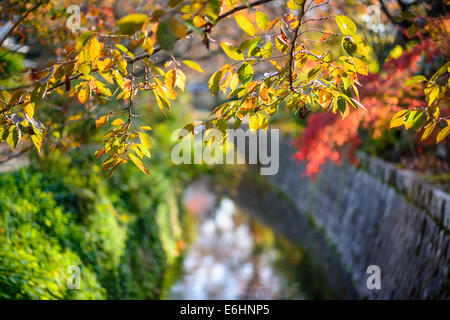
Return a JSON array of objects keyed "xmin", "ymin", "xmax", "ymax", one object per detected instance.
[
  {"xmin": 288, "ymin": 0, "xmax": 307, "ymax": 93},
  {"xmin": 0, "ymin": 1, "xmax": 45, "ymax": 47},
  {"xmin": 379, "ymin": 0, "xmax": 401, "ymax": 26},
  {"xmin": 3, "ymin": 0, "xmax": 276, "ymax": 112}
]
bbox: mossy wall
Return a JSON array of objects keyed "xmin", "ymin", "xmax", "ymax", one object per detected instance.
[{"xmin": 269, "ymin": 139, "xmax": 450, "ymax": 299}]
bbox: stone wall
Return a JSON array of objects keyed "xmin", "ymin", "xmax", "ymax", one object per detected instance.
[{"xmin": 268, "ymin": 138, "xmax": 450, "ymax": 299}]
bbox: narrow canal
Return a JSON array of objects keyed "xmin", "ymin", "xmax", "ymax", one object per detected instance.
[{"xmin": 168, "ymin": 181, "xmax": 347, "ymax": 299}]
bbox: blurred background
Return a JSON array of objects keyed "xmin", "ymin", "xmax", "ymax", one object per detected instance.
[{"xmin": 0, "ymin": 0, "xmax": 449, "ymax": 299}]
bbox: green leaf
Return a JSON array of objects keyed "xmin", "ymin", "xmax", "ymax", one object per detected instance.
[
  {"xmin": 157, "ymin": 21, "xmax": 177, "ymax": 51},
  {"xmin": 407, "ymin": 23, "xmax": 418, "ymax": 37},
  {"xmin": 342, "ymin": 36, "xmax": 357, "ymax": 56},
  {"xmin": 261, "ymin": 41, "xmax": 273, "ymax": 58},
  {"xmin": 430, "ymin": 62, "xmax": 450, "ymax": 81},
  {"xmin": 76, "ymin": 31, "xmax": 94, "ymax": 50},
  {"xmin": 118, "ymin": 13, "xmax": 148, "ymax": 35},
  {"xmin": 404, "ymin": 75, "xmax": 427, "ymax": 86},
  {"xmin": 78, "ymin": 49, "xmax": 91, "ymax": 75},
  {"xmin": 31, "ymin": 83, "xmax": 47, "ymax": 107},
  {"xmin": 220, "ymin": 42, "xmax": 244, "ymax": 60},
  {"xmin": 335, "ymin": 15, "xmax": 357, "ymax": 36},
  {"xmin": 6, "ymin": 125, "xmax": 21, "ymax": 149},
  {"xmin": 394, "ymin": 10, "xmax": 416, "ymax": 22},
  {"xmin": 335, "ymin": 96, "xmax": 348, "ymax": 118},
  {"xmin": 208, "ymin": 71, "xmax": 223, "ymax": 95},
  {"xmin": 206, "ymin": 0, "xmax": 221, "ymax": 20},
  {"xmin": 237, "ymin": 63, "xmax": 254, "ymax": 85},
  {"xmin": 235, "ymin": 15, "xmax": 255, "ymax": 36},
  {"xmin": 307, "ymin": 66, "xmax": 321, "ymax": 80},
  {"xmin": 403, "ymin": 110, "xmax": 418, "ymax": 130},
  {"xmin": 342, "ymin": 74, "xmax": 350, "ymax": 90}
]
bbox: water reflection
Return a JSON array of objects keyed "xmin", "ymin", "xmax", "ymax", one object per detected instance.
[{"xmin": 170, "ymin": 187, "xmax": 306, "ymax": 300}]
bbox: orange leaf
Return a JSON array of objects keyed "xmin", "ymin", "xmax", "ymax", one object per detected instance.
[{"xmin": 95, "ymin": 115, "xmax": 109, "ymax": 128}]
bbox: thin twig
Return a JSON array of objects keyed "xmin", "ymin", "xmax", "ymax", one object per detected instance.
[
  {"xmin": 0, "ymin": 1, "xmax": 45, "ymax": 47},
  {"xmin": 3, "ymin": 0, "xmax": 276, "ymax": 112},
  {"xmin": 288, "ymin": 0, "xmax": 307, "ymax": 94}
]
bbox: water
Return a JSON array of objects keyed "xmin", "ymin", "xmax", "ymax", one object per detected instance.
[{"xmin": 169, "ymin": 183, "xmax": 306, "ymax": 300}]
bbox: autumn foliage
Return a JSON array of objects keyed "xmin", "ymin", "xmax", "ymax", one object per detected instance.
[{"xmin": 293, "ymin": 9, "xmax": 450, "ymax": 178}]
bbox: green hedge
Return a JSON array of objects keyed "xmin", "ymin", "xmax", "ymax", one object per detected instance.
[{"xmin": 0, "ymin": 149, "xmax": 186, "ymax": 299}]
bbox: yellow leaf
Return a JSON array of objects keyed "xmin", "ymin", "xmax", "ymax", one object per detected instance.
[
  {"xmin": 287, "ymin": 0, "xmax": 301, "ymax": 10},
  {"xmin": 130, "ymin": 144, "xmax": 144, "ymax": 158},
  {"xmin": 235, "ymin": 15, "xmax": 255, "ymax": 36},
  {"xmin": 436, "ymin": 123, "xmax": 450, "ymax": 143},
  {"xmin": 128, "ymin": 153, "xmax": 150, "ymax": 175},
  {"xmin": 175, "ymin": 69, "xmax": 186, "ymax": 91},
  {"xmin": 352, "ymin": 57, "xmax": 368, "ymax": 76},
  {"xmin": 24, "ymin": 100, "xmax": 34, "ymax": 118},
  {"xmin": 221, "ymin": 73, "xmax": 232, "ymax": 93},
  {"xmin": 256, "ymin": 11, "xmax": 269, "ymax": 31},
  {"xmin": 98, "ymin": 58, "xmax": 112, "ymax": 73},
  {"xmin": 335, "ymin": 15, "xmax": 357, "ymax": 36},
  {"xmin": 230, "ymin": 73, "xmax": 239, "ymax": 90},
  {"xmin": 390, "ymin": 110, "xmax": 408, "ymax": 128},
  {"xmin": 422, "ymin": 121, "xmax": 437, "ymax": 140},
  {"xmin": 241, "ymin": 97, "xmax": 256, "ymax": 110},
  {"xmin": 249, "ymin": 113, "xmax": 259, "ymax": 133},
  {"xmin": 260, "ymin": 82, "xmax": 269, "ymax": 101},
  {"xmin": 140, "ymin": 126, "xmax": 152, "ymax": 131},
  {"xmin": 182, "ymin": 60, "xmax": 204, "ymax": 73},
  {"xmin": 78, "ymin": 83, "xmax": 90, "ymax": 104},
  {"xmin": 193, "ymin": 15, "xmax": 206, "ymax": 28},
  {"xmin": 93, "ymin": 80, "xmax": 112, "ymax": 97},
  {"xmin": 220, "ymin": 42, "xmax": 244, "ymax": 61},
  {"xmin": 165, "ymin": 69, "xmax": 177, "ymax": 89},
  {"xmin": 77, "ymin": 49, "xmax": 91, "ymax": 76},
  {"xmin": 111, "ymin": 118, "xmax": 125, "ymax": 126},
  {"xmin": 426, "ymin": 85, "xmax": 440, "ymax": 106},
  {"xmin": 139, "ymin": 131, "xmax": 152, "ymax": 150},
  {"xmin": 141, "ymin": 37, "xmax": 154, "ymax": 55},
  {"xmin": 31, "ymin": 134, "xmax": 42, "ymax": 153},
  {"xmin": 88, "ymin": 37, "xmax": 101, "ymax": 61},
  {"xmin": 112, "ymin": 49, "xmax": 127, "ymax": 76},
  {"xmin": 95, "ymin": 115, "xmax": 109, "ymax": 128}
]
